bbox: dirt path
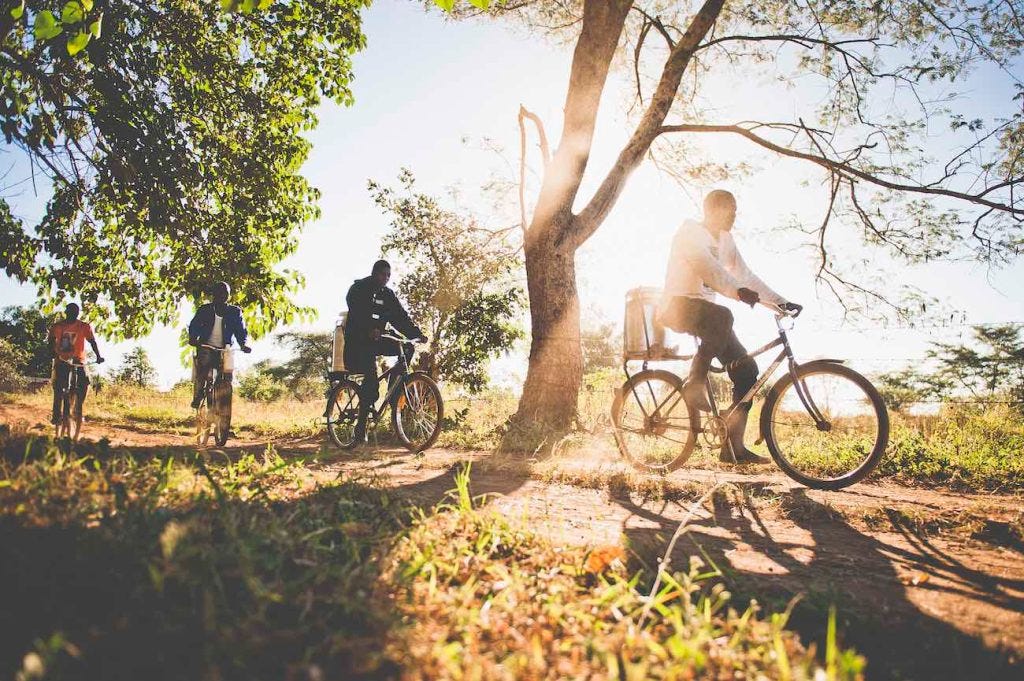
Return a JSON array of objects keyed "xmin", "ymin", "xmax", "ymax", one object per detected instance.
[{"xmin": 3, "ymin": 401, "xmax": 1023, "ymax": 679}]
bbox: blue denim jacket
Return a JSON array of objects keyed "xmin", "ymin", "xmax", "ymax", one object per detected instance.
[{"xmin": 188, "ymin": 303, "xmax": 248, "ymax": 348}]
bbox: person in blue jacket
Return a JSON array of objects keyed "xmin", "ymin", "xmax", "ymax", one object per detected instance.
[{"xmin": 188, "ymin": 281, "xmax": 252, "ymax": 409}]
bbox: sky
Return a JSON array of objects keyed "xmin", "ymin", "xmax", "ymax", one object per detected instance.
[{"xmin": 2, "ymin": 0, "xmax": 1022, "ymax": 390}]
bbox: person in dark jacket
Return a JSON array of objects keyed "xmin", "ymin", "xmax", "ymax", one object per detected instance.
[
  {"xmin": 345, "ymin": 260, "xmax": 425, "ymax": 443},
  {"xmin": 188, "ymin": 281, "xmax": 252, "ymax": 409}
]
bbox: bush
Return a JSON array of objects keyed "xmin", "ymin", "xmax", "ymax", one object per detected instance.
[
  {"xmin": 238, "ymin": 369, "xmax": 287, "ymax": 402},
  {"xmin": 0, "ymin": 338, "xmax": 28, "ymax": 393}
]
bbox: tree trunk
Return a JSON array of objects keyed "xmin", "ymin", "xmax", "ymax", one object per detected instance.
[{"xmin": 511, "ymin": 217, "xmax": 583, "ymax": 439}]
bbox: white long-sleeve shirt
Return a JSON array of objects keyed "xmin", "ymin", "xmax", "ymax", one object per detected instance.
[{"xmin": 661, "ymin": 219, "xmax": 785, "ymax": 308}]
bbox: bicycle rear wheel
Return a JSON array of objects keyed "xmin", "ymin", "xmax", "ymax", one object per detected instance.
[
  {"xmin": 761, "ymin": 360, "xmax": 889, "ymax": 490},
  {"xmin": 392, "ymin": 372, "xmax": 443, "ymax": 453},
  {"xmin": 196, "ymin": 390, "xmax": 211, "ymax": 447},
  {"xmin": 610, "ymin": 370, "xmax": 698, "ymax": 472},
  {"xmin": 326, "ymin": 379, "xmax": 363, "ymax": 449}
]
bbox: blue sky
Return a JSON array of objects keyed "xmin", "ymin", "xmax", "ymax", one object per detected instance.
[{"xmin": 3, "ymin": 1, "xmax": 1022, "ymax": 388}]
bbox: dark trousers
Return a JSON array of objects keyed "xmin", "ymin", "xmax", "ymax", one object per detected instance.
[
  {"xmin": 193, "ymin": 348, "xmax": 232, "ymax": 407},
  {"xmin": 52, "ymin": 361, "xmax": 89, "ymax": 419},
  {"xmin": 346, "ymin": 340, "xmax": 414, "ymax": 410},
  {"xmin": 661, "ymin": 297, "xmax": 758, "ymax": 405}
]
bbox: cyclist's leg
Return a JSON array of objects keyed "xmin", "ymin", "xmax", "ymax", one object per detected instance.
[
  {"xmin": 716, "ymin": 329, "xmax": 764, "ymax": 463},
  {"xmin": 192, "ymin": 349, "xmax": 212, "ymax": 409},
  {"xmin": 352, "ymin": 353, "xmax": 379, "ymax": 442},
  {"xmin": 76, "ymin": 367, "xmax": 90, "ymax": 414},
  {"xmin": 51, "ymin": 360, "xmax": 68, "ymax": 424},
  {"xmin": 667, "ymin": 298, "xmax": 733, "ymax": 406}
]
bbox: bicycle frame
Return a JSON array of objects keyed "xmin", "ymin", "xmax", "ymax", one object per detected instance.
[
  {"xmin": 622, "ymin": 312, "xmax": 833, "ymax": 432},
  {"xmin": 350, "ymin": 331, "xmax": 419, "ymax": 422}
]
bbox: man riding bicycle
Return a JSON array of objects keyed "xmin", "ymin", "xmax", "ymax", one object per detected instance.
[
  {"xmin": 48, "ymin": 303, "xmax": 104, "ymax": 425},
  {"xmin": 188, "ymin": 281, "xmax": 251, "ymax": 410},
  {"xmin": 659, "ymin": 189, "xmax": 802, "ymax": 464},
  {"xmin": 345, "ymin": 260, "xmax": 426, "ymax": 445}
]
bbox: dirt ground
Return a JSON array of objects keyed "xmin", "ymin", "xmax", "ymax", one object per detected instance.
[{"xmin": 3, "ymin": 401, "xmax": 1023, "ymax": 680}]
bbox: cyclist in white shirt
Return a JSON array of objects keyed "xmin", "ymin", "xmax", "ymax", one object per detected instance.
[{"xmin": 660, "ymin": 190, "xmax": 802, "ymax": 464}]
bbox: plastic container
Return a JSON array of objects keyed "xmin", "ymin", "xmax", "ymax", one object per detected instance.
[
  {"xmin": 623, "ymin": 287, "xmax": 678, "ymax": 360},
  {"xmin": 331, "ymin": 312, "xmax": 348, "ymax": 372}
]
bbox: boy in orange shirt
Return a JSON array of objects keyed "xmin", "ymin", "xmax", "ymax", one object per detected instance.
[{"xmin": 48, "ymin": 303, "xmax": 104, "ymax": 424}]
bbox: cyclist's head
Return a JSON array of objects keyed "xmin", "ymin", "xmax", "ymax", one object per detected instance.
[
  {"xmin": 703, "ymin": 189, "xmax": 737, "ymax": 233},
  {"xmin": 371, "ymin": 259, "xmax": 391, "ymax": 287},
  {"xmin": 210, "ymin": 281, "xmax": 230, "ymax": 304},
  {"xmin": 64, "ymin": 303, "xmax": 80, "ymax": 321}
]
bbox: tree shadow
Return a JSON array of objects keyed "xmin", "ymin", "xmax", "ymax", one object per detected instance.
[{"xmin": 613, "ymin": 484, "xmax": 1023, "ymax": 680}]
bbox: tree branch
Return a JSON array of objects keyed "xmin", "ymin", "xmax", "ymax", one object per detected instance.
[
  {"xmin": 659, "ymin": 123, "xmax": 1023, "ymax": 217},
  {"xmin": 570, "ymin": 0, "xmax": 726, "ymax": 248}
]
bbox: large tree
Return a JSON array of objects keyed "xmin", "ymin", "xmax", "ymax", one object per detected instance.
[
  {"xmin": 436, "ymin": 0, "xmax": 1023, "ymax": 435},
  {"xmin": 0, "ymin": 305, "xmax": 52, "ymax": 376},
  {"xmin": 2, "ymin": 0, "xmax": 369, "ymax": 339}
]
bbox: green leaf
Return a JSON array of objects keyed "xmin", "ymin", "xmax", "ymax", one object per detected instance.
[
  {"xmin": 10, "ymin": 0, "xmax": 25, "ymax": 20},
  {"xmin": 219, "ymin": 0, "xmax": 235, "ymax": 10},
  {"xmin": 61, "ymin": 1, "xmax": 84, "ymax": 24},
  {"xmin": 468, "ymin": 0, "xmax": 491, "ymax": 8},
  {"xmin": 33, "ymin": 11, "xmax": 63, "ymax": 40},
  {"xmin": 66, "ymin": 30, "xmax": 90, "ymax": 56},
  {"xmin": 257, "ymin": 0, "xmax": 273, "ymax": 9},
  {"xmin": 88, "ymin": 14, "xmax": 102, "ymax": 38},
  {"xmin": 433, "ymin": 0, "xmax": 455, "ymax": 11},
  {"xmin": 80, "ymin": 0, "xmax": 93, "ymax": 10}
]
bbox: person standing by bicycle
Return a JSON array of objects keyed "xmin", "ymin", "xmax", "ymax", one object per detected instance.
[
  {"xmin": 660, "ymin": 189, "xmax": 802, "ymax": 464},
  {"xmin": 188, "ymin": 281, "xmax": 251, "ymax": 410},
  {"xmin": 48, "ymin": 303, "xmax": 104, "ymax": 425},
  {"xmin": 344, "ymin": 260, "xmax": 426, "ymax": 445}
]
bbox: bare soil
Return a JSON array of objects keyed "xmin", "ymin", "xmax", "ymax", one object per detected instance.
[{"xmin": 3, "ymin": 401, "xmax": 1022, "ymax": 680}]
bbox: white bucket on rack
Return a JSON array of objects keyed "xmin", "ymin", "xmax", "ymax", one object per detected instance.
[
  {"xmin": 623, "ymin": 287, "xmax": 667, "ymax": 360},
  {"xmin": 331, "ymin": 312, "xmax": 348, "ymax": 372}
]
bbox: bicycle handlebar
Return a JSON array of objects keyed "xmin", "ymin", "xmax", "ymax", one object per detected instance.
[
  {"xmin": 380, "ymin": 333, "xmax": 425, "ymax": 345},
  {"xmin": 197, "ymin": 344, "xmax": 232, "ymax": 352},
  {"xmin": 56, "ymin": 356, "xmax": 101, "ymax": 367}
]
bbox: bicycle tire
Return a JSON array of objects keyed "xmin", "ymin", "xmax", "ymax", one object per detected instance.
[
  {"xmin": 392, "ymin": 372, "xmax": 443, "ymax": 453},
  {"xmin": 326, "ymin": 379, "xmax": 363, "ymax": 449},
  {"xmin": 68, "ymin": 390, "xmax": 83, "ymax": 441},
  {"xmin": 214, "ymin": 381, "xmax": 232, "ymax": 447},
  {"xmin": 760, "ymin": 360, "xmax": 889, "ymax": 490},
  {"xmin": 196, "ymin": 390, "xmax": 211, "ymax": 447},
  {"xmin": 610, "ymin": 369, "xmax": 698, "ymax": 472}
]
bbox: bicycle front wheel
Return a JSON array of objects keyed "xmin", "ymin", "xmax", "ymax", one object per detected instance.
[
  {"xmin": 610, "ymin": 370, "xmax": 698, "ymax": 473},
  {"xmin": 761, "ymin": 361, "xmax": 889, "ymax": 490},
  {"xmin": 196, "ymin": 396, "xmax": 211, "ymax": 447},
  {"xmin": 214, "ymin": 381, "xmax": 232, "ymax": 447},
  {"xmin": 392, "ymin": 372, "xmax": 442, "ymax": 453}
]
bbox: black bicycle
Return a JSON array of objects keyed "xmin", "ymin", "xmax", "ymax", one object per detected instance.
[
  {"xmin": 610, "ymin": 308, "xmax": 889, "ymax": 490},
  {"xmin": 325, "ymin": 331, "xmax": 443, "ymax": 452},
  {"xmin": 54, "ymin": 356, "xmax": 99, "ymax": 441},
  {"xmin": 195, "ymin": 344, "xmax": 233, "ymax": 447}
]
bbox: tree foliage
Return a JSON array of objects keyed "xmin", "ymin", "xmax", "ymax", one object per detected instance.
[
  {"xmin": 238, "ymin": 360, "xmax": 288, "ymax": 402},
  {"xmin": 0, "ymin": 305, "xmax": 52, "ymax": 376},
  {"xmin": 877, "ymin": 324, "xmax": 1024, "ymax": 410},
  {"xmin": 0, "ymin": 336, "xmax": 29, "ymax": 392},
  {"xmin": 264, "ymin": 330, "xmax": 331, "ymax": 400},
  {"xmin": 113, "ymin": 345, "xmax": 155, "ymax": 387},
  {"xmin": 371, "ymin": 169, "xmax": 524, "ymax": 393},
  {"xmin": 1, "ymin": 0, "xmax": 370, "ymax": 339}
]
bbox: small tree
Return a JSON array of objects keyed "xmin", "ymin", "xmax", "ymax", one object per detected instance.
[
  {"xmin": 370, "ymin": 170, "xmax": 525, "ymax": 393},
  {"xmin": 0, "ymin": 306, "xmax": 54, "ymax": 377},
  {"xmin": 929, "ymin": 324, "xmax": 1024, "ymax": 405},
  {"xmin": 114, "ymin": 346, "xmax": 156, "ymax": 388},
  {"xmin": 265, "ymin": 331, "xmax": 332, "ymax": 400},
  {"xmin": 238, "ymin": 361, "xmax": 288, "ymax": 402},
  {"xmin": 0, "ymin": 338, "xmax": 28, "ymax": 393},
  {"xmin": 581, "ymin": 318, "xmax": 621, "ymax": 376}
]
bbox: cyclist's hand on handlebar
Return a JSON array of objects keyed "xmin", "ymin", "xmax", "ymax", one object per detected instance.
[
  {"xmin": 241, "ymin": 345, "xmax": 252, "ymax": 354},
  {"xmin": 96, "ymin": 356, "xmax": 105, "ymax": 364},
  {"xmin": 737, "ymin": 287, "xmax": 760, "ymax": 307},
  {"xmin": 415, "ymin": 335, "xmax": 428, "ymax": 344},
  {"xmin": 782, "ymin": 301, "xmax": 803, "ymax": 316}
]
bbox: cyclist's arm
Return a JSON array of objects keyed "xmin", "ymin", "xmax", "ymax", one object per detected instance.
[
  {"xmin": 46, "ymin": 326, "xmax": 56, "ymax": 357},
  {"xmin": 231, "ymin": 306, "xmax": 249, "ymax": 349},
  {"xmin": 722, "ymin": 233, "xmax": 786, "ymax": 307},
  {"xmin": 385, "ymin": 291, "xmax": 423, "ymax": 340},
  {"xmin": 681, "ymin": 235, "xmax": 746, "ymax": 302},
  {"xmin": 87, "ymin": 337, "xmax": 103, "ymax": 362}
]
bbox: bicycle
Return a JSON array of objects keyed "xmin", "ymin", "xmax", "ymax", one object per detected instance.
[
  {"xmin": 194, "ymin": 344, "xmax": 233, "ymax": 447},
  {"xmin": 610, "ymin": 307, "xmax": 889, "ymax": 490},
  {"xmin": 54, "ymin": 356, "xmax": 99, "ymax": 441},
  {"xmin": 324, "ymin": 331, "xmax": 443, "ymax": 452}
]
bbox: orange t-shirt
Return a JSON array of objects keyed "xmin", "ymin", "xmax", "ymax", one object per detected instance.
[{"xmin": 50, "ymin": 320, "xmax": 95, "ymax": 362}]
